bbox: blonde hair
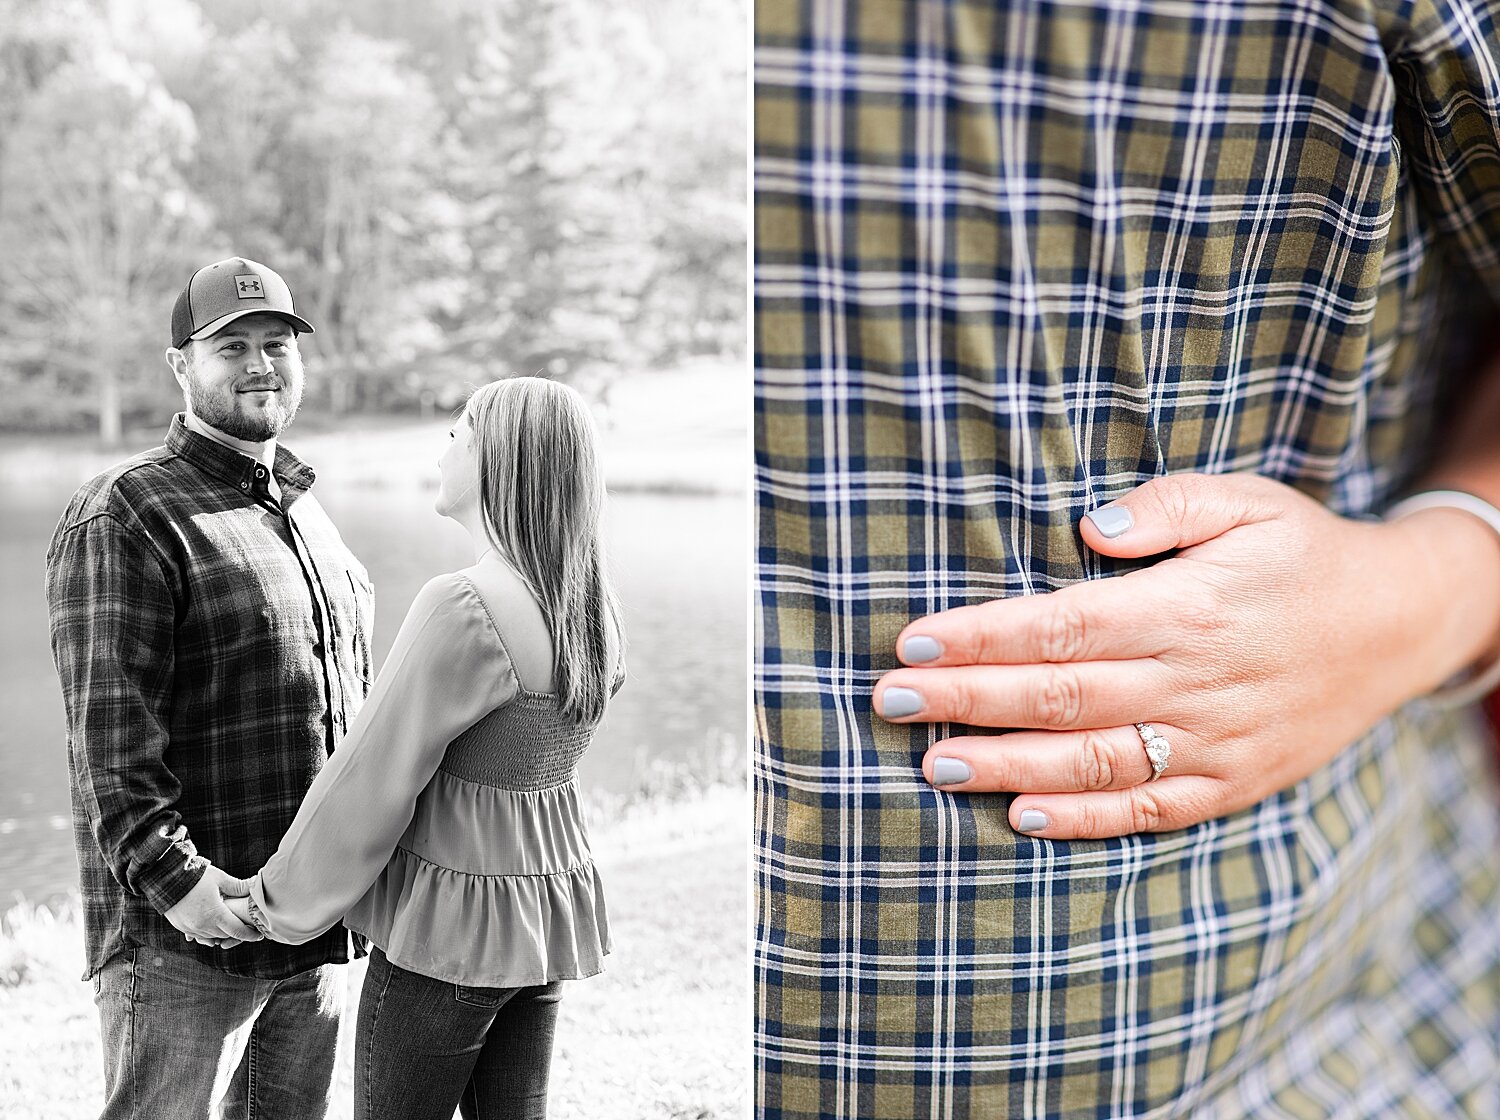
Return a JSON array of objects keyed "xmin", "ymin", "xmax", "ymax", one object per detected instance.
[{"xmin": 465, "ymin": 376, "xmax": 624, "ymax": 724}]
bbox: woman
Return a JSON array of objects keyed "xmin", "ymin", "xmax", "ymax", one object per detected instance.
[{"xmin": 226, "ymin": 375, "xmax": 625, "ymax": 1119}]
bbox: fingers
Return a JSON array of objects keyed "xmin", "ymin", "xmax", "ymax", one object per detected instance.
[
  {"xmin": 186, "ymin": 935, "xmax": 244, "ymax": 949},
  {"xmin": 917, "ymin": 725, "xmax": 1243, "ymax": 839},
  {"xmin": 876, "ymin": 659, "xmax": 1172, "ymax": 730},
  {"xmin": 215, "ymin": 905, "xmax": 261, "ymax": 942},
  {"xmin": 215, "ymin": 875, "xmax": 254, "ymax": 898},
  {"xmin": 895, "ymin": 579, "xmax": 1179, "ymax": 668},
  {"xmin": 921, "ymin": 725, "xmax": 1182, "ymax": 792},
  {"xmin": 1003, "ymin": 776, "xmax": 1231, "ymax": 839},
  {"xmin": 1078, "ymin": 473, "xmax": 1284, "ymax": 559},
  {"xmin": 203, "ymin": 865, "xmax": 253, "ymax": 897},
  {"xmin": 193, "ymin": 868, "xmax": 260, "ymax": 940}
]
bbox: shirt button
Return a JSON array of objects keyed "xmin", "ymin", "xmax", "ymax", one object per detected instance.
[{"xmin": 312, "ymin": 641, "xmax": 325, "ymax": 657}]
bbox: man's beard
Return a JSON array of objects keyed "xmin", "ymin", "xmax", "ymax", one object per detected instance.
[{"xmin": 185, "ymin": 361, "xmax": 304, "ymax": 441}]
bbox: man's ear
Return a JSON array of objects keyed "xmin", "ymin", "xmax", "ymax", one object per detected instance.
[{"xmin": 165, "ymin": 346, "xmax": 189, "ymax": 388}]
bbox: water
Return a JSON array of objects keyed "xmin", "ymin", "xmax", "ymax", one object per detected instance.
[{"xmin": 0, "ymin": 474, "xmax": 746, "ymax": 904}]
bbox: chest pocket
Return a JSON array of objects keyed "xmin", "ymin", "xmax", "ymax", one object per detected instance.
[{"xmin": 330, "ymin": 569, "xmax": 374, "ymax": 698}]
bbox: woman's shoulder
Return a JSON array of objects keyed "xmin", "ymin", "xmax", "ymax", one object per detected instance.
[
  {"xmin": 456, "ymin": 557, "xmax": 555, "ymax": 692},
  {"xmin": 397, "ymin": 571, "xmax": 511, "ymax": 660},
  {"xmin": 408, "ymin": 569, "xmax": 488, "ymax": 619}
]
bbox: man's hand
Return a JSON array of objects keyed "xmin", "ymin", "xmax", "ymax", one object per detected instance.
[
  {"xmin": 875, "ymin": 473, "xmax": 1500, "ymax": 838},
  {"xmin": 162, "ymin": 866, "xmax": 263, "ymax": 949}
]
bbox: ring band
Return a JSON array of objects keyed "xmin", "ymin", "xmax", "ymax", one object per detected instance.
[{"xmin": 1134, "ymin": 723, "xmax": 1171, "ymax": 781}]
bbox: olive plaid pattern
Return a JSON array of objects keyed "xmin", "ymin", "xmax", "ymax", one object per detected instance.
[
  {"xmin": 754, "ymin": 1, "xmax": 1500, "ymax": 1116},
  {"xmin": 47, "ymin": 417, "xmax": 373, "ymax": 981}
]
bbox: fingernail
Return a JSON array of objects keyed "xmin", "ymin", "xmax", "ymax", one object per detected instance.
[
  {"xmin": 1084, "ymin": 505, "xmax": 1134, "ymax": 539},
  {"xmin": 931, "ymin": 757, "xmax": 972, "ymax": 786},
  {"xmin": 902, "ymin": 635, "xmax": 942, "ymax": 664},
  {"xmin": 880, "ymin": 687, "xmax": 923, "ymax": 718},
  {"xmin": 1017, "ymin": 808, "xmax": 1050, "ymax": 833}
]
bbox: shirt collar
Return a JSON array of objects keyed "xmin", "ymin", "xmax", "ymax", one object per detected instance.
[{"xmin": 165, "ymin": 414, "xmax": 317, "ymax": 506}]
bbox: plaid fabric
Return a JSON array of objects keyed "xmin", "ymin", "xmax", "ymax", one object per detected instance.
[
  {"xmin": 755, "ymin": 1, "xmax": 1500, "ymax": 1116},
  {"xmin": 46, "ymin": 415, "xmax": 374, "ymax": 980}
]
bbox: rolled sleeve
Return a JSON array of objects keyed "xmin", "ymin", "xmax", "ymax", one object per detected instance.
[{"xmin": 1385, "ymin": 0, "xmax": 1500, "ymax": 300}]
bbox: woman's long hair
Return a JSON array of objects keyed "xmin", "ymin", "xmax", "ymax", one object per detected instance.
[{"xmin": 466, "ymin": 376, "xmax": 624, "ymax": 725}]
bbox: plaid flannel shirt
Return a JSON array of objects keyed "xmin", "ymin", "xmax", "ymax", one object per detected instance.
[
  {"xmin": 46, "ymin": 415, "xmax": 373, "ymax": 981},
  {"xmin": 756, "ymin": 1, "xmax": 1500, "ymax": 1116}
]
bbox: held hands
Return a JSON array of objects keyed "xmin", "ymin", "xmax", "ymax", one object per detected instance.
[
  {"xmin": 222, "ymin": 894, "xmax": 255, "ymax": 931},
  {"xmin": 163, "ymin": 866, "xmax": 263, "ymax": 949},
  {"xmin": 875, "ymin": 473, "xmax": 1500, "ymax": 839}
]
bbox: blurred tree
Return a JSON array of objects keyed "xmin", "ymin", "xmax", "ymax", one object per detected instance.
[
  {"xmin": 98, "ymin": 0, "xmax": 211, "ymax": 87},
  {"xmin": 442, "ymin": 0, "xmax": 744, "ymax": 383},
  {"xmin": 632, "ymin": 0, "xmax": 747, "ymax": 361},
  {"xmin": 277, "ymin": 27, "xmax": 452, "ymax": 414},
  {"xmin": 442, "ymin": 0, "xmax": 596, "ymax": 380},
  {"xmin": 442, "ymin": 0, "xmax": 722, "ymax": 386},
  {"xmin": 0, "ymin": 0, "xmax": 745, "ymax": 431},
  {"xmin": 169, "ymin": 20, "xmax": 301, "ymax": 265},
  {"xmin": 0, "ymin": 0, "xmax": 90, "ymax": 145},
  {"xmin": 0, "ymin": 43, "xmax": 214, "ymax": 442}
]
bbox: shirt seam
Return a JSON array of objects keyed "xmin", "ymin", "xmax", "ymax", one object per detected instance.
[
  {"xmin": 430, "ymin": 767, "xmax": 579, "ymax": 795},
  {"xmin": 49, "ymin": 509, "xmax": 175, "ymax": 604},
  {"xmin": 391, "ymin": 842, "xmax": 594, "ymax": 881}
]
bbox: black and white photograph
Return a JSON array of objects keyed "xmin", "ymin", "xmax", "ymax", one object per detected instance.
[{"xmin": 0, "ymin": 0, "xmax": 747, "ymax": 1117}]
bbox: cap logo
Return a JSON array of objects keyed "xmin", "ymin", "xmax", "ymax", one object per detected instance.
[{"xmin": 235, "ymin": 274, "xmax": 265, "ymax": 299}]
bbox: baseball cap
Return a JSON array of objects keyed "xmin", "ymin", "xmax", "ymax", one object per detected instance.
[{"xmin": 170, "ymin": 257, "xmax": 316, "ymax": 349}]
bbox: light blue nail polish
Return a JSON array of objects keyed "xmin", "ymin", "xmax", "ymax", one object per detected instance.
[
  {"xmin": 1017, "ymin": 808, "xmax": 1050, "ymax": 833},
  {"xmin": 902, "ymin": 635, "xmax": 942, "ymax": 664},
  {"xmin": 931, "ymin": 757, "xmax": 972, "ymax": 786},
  {"xmin": 1085, "ymin": 505, "xmax": 1134, "ymax": 539},
  {"xmin": 881, "ymin": 687, "xmax": 923, "ymax": 718}
]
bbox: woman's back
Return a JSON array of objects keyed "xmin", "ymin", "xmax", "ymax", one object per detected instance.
[
  {"xmin": 347, "ymin": 557, "xmax": 614, "ymax": 986},
  {"xmin": 252, "ymin": 558, "xmax": 616, "ymax": 986}
]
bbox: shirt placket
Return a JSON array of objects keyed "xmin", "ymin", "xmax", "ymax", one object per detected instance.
[{"xmin": 249, "ymin": 468, "xmax": 348, "ymax": 753}]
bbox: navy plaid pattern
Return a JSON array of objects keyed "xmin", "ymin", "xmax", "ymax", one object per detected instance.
[
  {"xmin": 47, "ymin": 416, "xmax": 373, "ymax": 981},
  {"xmin": 755, "ymin": 1, "xmax": 1500, "ymax": 1116}
]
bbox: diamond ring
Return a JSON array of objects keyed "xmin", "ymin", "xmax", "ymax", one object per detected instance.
[{"xmin": 1134, "ymin": 723, "xmax": 1171, "ymax": 782}]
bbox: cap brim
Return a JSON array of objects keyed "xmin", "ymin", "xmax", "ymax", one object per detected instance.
[{"xmin": 186, "ymin": 308, "xmax": 316, "ymax": 344}]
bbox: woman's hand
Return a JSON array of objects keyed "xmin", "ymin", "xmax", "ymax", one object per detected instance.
[
  {"xmin": 222, "ymin": 895, "xmax": 254, "ymax": 931},
  {"xmin": 874, "ymin": 473, "xmax": 1500, "ymax": 838}
]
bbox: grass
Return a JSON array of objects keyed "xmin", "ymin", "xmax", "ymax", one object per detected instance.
[{"xmin": 0, "ymin": 781, "xmax": 748, "ymax": 1120}]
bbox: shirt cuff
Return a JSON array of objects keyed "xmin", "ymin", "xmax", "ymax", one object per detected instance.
[
  {"xmin": 246, "ymin": 895, "xmax": 275, "ymax": 940},
  {"xmin": 135, "ymin": 823, "xmax": 211, "ymax": 914}
]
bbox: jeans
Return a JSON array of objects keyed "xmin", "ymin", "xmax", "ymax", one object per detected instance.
[
  {"xmin": 92, "ymin": 946, "xmax": 343, "ymax": 1119},
  {"xmin": 356, "ymin": 947, "xmax": 563, "ymax": 1120}
]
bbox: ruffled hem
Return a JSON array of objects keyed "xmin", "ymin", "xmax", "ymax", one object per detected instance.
[
  {"xmin": 404, "ymin": 771, "xmax": 592, "ymax": 876},
  {"xmin": 345, "ymin": 846, "xmax": 610, "ymax": 987}
]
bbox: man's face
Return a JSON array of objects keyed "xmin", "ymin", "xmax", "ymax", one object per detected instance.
[{"xmin": 173, "ymin": 314, "xmax": 305, "ymax": 442}]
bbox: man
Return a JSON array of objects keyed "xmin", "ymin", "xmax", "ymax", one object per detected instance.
[{"xmin": 46, "ymin": 257, "xmax": 374, "ymax": 1118}]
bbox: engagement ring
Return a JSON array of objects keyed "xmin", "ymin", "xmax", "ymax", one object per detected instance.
[{"xmin": 1134, "ymin": 723, "xmax": 1171, "ymax": 781}]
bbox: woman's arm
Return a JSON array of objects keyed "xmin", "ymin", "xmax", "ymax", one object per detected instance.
[
  {"xmin": 234, "ymin": 573, "xmax": 515, "ymax": 942},
  {"xmin": 873, "ymin": 363, "xmax": 1500, "ymax": 839}
]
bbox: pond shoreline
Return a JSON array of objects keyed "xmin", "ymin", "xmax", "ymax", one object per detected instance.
[{"xmin": 0, "ymin": 366, "xmax": 748, "ymax": 498}]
